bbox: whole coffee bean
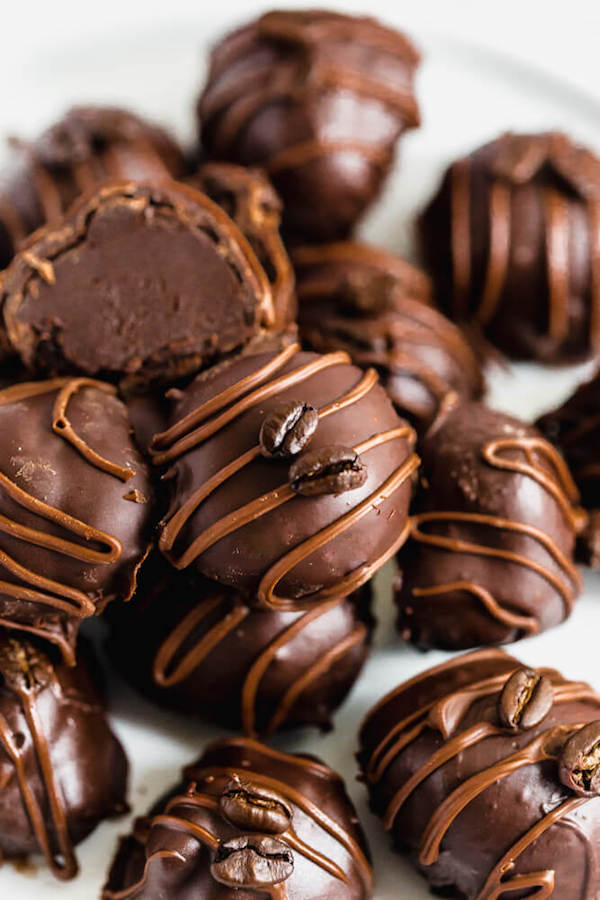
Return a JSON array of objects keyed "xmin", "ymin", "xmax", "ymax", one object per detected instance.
[
  {"xmin": 341, "ymin": 271, "xmax": 396, "ymax": 317},
  {"xmin": 259, "ymin": 401, "xmax": 318, "ymax": 458},
  {"xmin": 210, "ymin": 835, "xmax": 294, "ymax": 887},
  {"xmin": 289, "ymin": 445, "xmax": 368, "ymax": 496},
  {"xmin": 498, "ymin": 667, "xmax": 554, "ymax": 731},
  {"xmin": 220, "ymin": 779, "xmax": 292, "ymax": 834},
  {"xmin": 559, "ymin": 721, "xmax": 600, "ymax": 797}
]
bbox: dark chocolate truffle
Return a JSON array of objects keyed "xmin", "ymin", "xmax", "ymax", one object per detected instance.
[
  {"xmin": 294, "ymin": 242, "xmax": 484, "ymax": 432},
  {"xmin": 0, "ymin": 378, "xmax": 153, "ymax": 663},
  {"xmin": 396, "ymin": 400, "xmax": 584, "ymax": 649},
  {"xmin": 537, "ymin": 368, "xmax": 600, "ymax": 565},
  {"xmin": 198, "ymin": 10, "xmax": 420, "ymax": 241},
  {"xmin": 192, "ymin": 161, "xmax": 296, "ymax": 328},
  {"xmin": 358, "ymin": 648, "xmax": 600, "ymax": 900},
  {"xmin": 152, "ymin": 340, "xmax": 419, "ymax": 609},
  {"xmin": 0, "ymin": 633, "xmax": 127, "ymax": 880},
  {"xmin": 419, "ymin": 131, "xmax": 600, "ymax": 362},
  {"xmin": 0, "ymin": 105, "xmax": 184, "ymax": 272},
  {"xmin": 1, "ymin": 180, "xmax": 279, "ymax": 387},
  {"xmin": 107, "ymin": 557, "xmax": 372, "ymax": 737},
  {"xmin": 103, "ymin": 736, "xmax": 372, "ymax": 900}
]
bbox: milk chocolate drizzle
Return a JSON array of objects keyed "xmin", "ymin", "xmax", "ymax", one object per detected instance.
[
  {"xmin": 408, "ymin": 432, "xmax": 583, "ymax": 634},
  {"xmin": 0, "ymin": 639, "xmax": 89, "ymax": 879},
  {"xmin": 362, "ymin": 649, "xmax": 600, "ymax": 898},
  {"xmin": 152, "ymin": 593, "xmax": 367, "ymax": 737},
  {"xmin": 103, "ymin": 738, "xmax": 372, "ymax": 899},
  {"xmin": 0, "ymin": 379, "xmax": 130, "ymax": 661},
  {"xmin": 154, "ymin": 343, "xmax": 418, "ymax": 610},
  {"xmin": 0, "ymin": 128, "xmax": 170, "ymax": 254},
  {"xmin": 449, "ymin": 132, "xmax": 600, "ymax": 349},
  {"xmin": 293, "ymin": 242, "xmax": 482, "ymax": 417},
  {"xmin": 200, "ymin": 10, "xmax": 420, "ymax": 178}
]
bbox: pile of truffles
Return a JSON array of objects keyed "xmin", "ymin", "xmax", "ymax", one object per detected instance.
[{"xmin": 0, "ymin": 8, "xmax": 599, "ymax": 900}]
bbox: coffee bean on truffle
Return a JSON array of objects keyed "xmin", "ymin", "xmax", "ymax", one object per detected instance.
[
  {"xmin": 498, "ymin": 667, "xmax": 554, "ymax": 730},
  {"xmin": 103, "ymin": 737, "xmax": 373, "ymax": 900},
  {"xmin": 559, "ymin": 721, "xmax": 600, "ymax": 797}
]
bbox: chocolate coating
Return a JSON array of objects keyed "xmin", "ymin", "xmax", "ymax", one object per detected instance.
[
  {"xmin": 0, "ymin": 105, "xmax": 184, "ymax": 274},
  {"xmin": 420, "ymin": 131, "xmax": 600, "ymax": 362},
  {"xmin": 294, "ymin": 242, "xmax": 484, "ymax": 433},
  {"xmin": 537, "ymin": 369, "xmax": 600, "ymax": 565},
  {"xmin": 191, "ymin": 161, "xmax": 296, "ymax": 328},
  {"xmin": 1, "ymin": 180, "xmax": 278, "ymax": 387},
  {"xmin": 0, "ymin": 633, "xmax": 127, "ymax": 880},
  {"xmin": 103, "ymin": 736, "xmax": 372, "ymax": 899},
  {"xmin": 198, "ymin": 10, "xmax": 420, "ymax": 241},
  {"xmin": 396, "ymin": 400, "xmax": 583, "ymax": 649},
  {"xmin": 153, "ymin": 341, "xmax": 418, "ymax": 609},
  {"xmin": 0, "ymin": 378, "xmax": 153, "ymax": 663},
  {"xmin": 358, "ymin": 648, "xmax": 600, "ymax": 900},
  {"xmin": 107, "ymin": 556, "xmax": 372, "ymax": 737}
]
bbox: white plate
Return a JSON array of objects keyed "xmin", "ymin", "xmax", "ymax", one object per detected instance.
[{"xmin": 4, "ymin": 12, "xmax": 600, "ymax": 900}]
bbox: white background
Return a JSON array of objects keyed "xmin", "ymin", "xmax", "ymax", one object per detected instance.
[{"xmin": 3, "ymin": 1, "xmax": 600, "ymax": 897}]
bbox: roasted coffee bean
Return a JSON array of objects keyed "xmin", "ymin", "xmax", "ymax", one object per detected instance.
[
  {"xmin": 220, "ymin": 779, "xmax": 292, "ymax": 834},
  {"xmin": 498, "ymin": 667, "xmax": 554, "ymax": 731},
  {"xmin": 289, "ymin": 445, "xmax": 368, "ymax": 496},
  {"xmin": 259, "ymin": 401, "xmax": 319, "ymax": 459},
  {"xmin": 340, "ymin": 272, "xmax": 396, "ymax": 317},
  {"xmin": 559, "ymin": 721, "xmax": 600, "ymax": 797},
  {"xmin": 210, "ymin": 835, "xmax": 294, "ymax": 887}
]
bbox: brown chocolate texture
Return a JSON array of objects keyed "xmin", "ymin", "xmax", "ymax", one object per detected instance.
[
  {"xmin": 191, "ymin": 161, "xmax": 296, "ymax": 329},
  {"xmin": 153, "ymin": 341, "xmax": 419, "ymax": 609},
  {"xmin": 0, "ymin": 378, "xmax": 154, "ymax": 663},
  {"xmin": 358, "ymin": 648, "xmax": 600, "ymax": 900},
  {"xmin": 396, "ymin": 400, "xmax": 583, "ymax": 649},
  {"xmin": 0, "ymin": 634, "xmax": 127, "ymax": 880},
  {"xmin": 103, "ymin": 737, "xmax": 372, "ymax": 900},
  {"xmin": 198, "ymin": 10, "xmax": 420, "ymax": 241},
  {"xmin": 1, "ymin": 180, "xmax": 281, "ymax": 387},
  {"xmin": 420, "ymin": 131, "xmax": 600, "ymax": 362},
  {"xmin": 293, "ymin": 241, "xmax": 484, "ymax": 433},
  {"xmin": 0, "ymin": 105, "xmax": 184, "ymax": 272},
  {"xmin": 537, "ymin": 367, "xmax": 600, "ymax": 565},
  {"xmin": 106, "ymin": 556, "xmax": 373, "ymax": 737}
]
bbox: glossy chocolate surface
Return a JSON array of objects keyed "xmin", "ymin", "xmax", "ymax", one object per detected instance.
[
  {"xmin": 294, "ymin": 241, "xmax": 483, "ymax": 433},
  {"xmin": 153, "ymin": 341, "xmax": 418, "ymax": 609},
  {"xmin": 1, "ymin": 180, "xmax": 278, "ymax": 387},
  {"xmin": 0, "ymin": 378, "xmax": 153, "ymax": 662},
  {"xmin": 358, "ymin": 648, "xmax": 600, "ymax": 899},
  {"xmin": 104, "ymin": 736, "xmax": 372, "ymax": 899},
  {"xmin": 0, "ymin": 633, "xmax": 127, "ymax": 880},
  {"xmin": 107, "ymin": 557, "xmax": 372, "ymax": 737},
  {"xmin": 419, "ymin": 131, "xmax": 600, "ymax": 362},
  {"xmin": 0, "ymin": 105, "xmax": 184, "ymax": 273},
  {"xmin": 396, "ymin": 400, "xmax": 583, "ymax": 648},
  {"xmin": 537, "ymin": 368, "xmax": 600, "ymax": 565},
  {"xmin": 198, "ymin": 10, "xmax": 420, "ymax": 241},
  {"xmin": 192, "ymin": 161, "xmax": 296, "ymax": 329}
]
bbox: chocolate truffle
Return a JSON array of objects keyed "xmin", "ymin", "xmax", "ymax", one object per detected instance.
[
  {"xmin": 198, "ymin": 10, "xmax": 420, "ymax": 241},
  {"xmin": 192, "ymin": 161, "xmax": 296, "ymax": 328},
  {"xmin": 294, "ymin": 242, "xmax": 484, "ymax": 432},
  {"xmin": 396, "ymin": 400, "xmax": 584, "ymax": 649},
  {"xmin": 103, "ymin": 736, "xmax": 372, "ymax": 900},
  {"xmin": 107, "ymin": 557, "xmax": 372, "ymax": 737},
  {"xmin": 0, "ymin": 105, "xmax": 184, "ymax": 272},
  {"xmin": 0, "ymin": 377, "xmax": 153, "ymax": 663},
  {"xmin": 1, "ymin": 180, "xmax": 279, "ymax": 387},
  {"xmin": 0, "ymin": 633, "xmax": 128, "ymax": 880},
  {"xmin": 419, "ymin": 131, "xmax": 600, "ymax": 362},
  {"xmin": 152, "ymin": 340, "xmax": 419, "ymax": 609},
  {"xmin": 537, "ymin": 368, "xmax": 600, "ymax": 565},
  {"xmin": 358, "ymin": 648, "xmax": 600, "ymax": 900}
]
